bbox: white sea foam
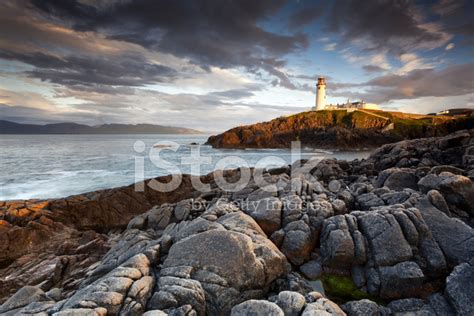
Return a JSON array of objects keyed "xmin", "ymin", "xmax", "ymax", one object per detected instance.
[{"xmin": 0, "ymin": 134, "xmax": 371, "ymax": 200}]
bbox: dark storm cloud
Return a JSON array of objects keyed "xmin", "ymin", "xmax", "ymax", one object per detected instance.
[
  {"xmin": 368, "ymin": 63, "xmax": 474, "ymax": 96},
  {"xmin": 0, "ymin": 51, "xmax": 176, "ymax": 87},
  {"xmin": 433, "ymin": 0, "xmax": 474, "ymax": 36},
  {"xmin": 335, "ymin": 63, "xmax": 474, "ymax": 103},
  {"xmin": 262, "ymin": 65, "xmax": 297, "ymax": 90},
  {"xmin": 29, "ymin": 0, "xmax": 308, "ymax": 71},
  {"xmin": 289, "ymin": 6, "xmax": 322, "ymax": 29},
  {"xmin": 325, "ymin": 0, "xmax": 448, "ymax": 55}
]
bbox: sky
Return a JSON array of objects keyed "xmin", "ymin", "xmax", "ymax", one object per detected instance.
[{"xmin": 0, "ymin": 0, "xmax": 473, "ymax": 132}]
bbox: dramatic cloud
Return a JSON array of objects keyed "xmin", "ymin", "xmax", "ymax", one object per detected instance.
[
  {"xmin": 433, "ymin": 0, "xmax": 474, "ymax": 36},
  {"xmin": 289, "ymin": 5, "xmax": 322, "ymax": 29},
  {"xmin": 0, "ymin": 51, "xmax": 176, "ymax": 88},
  {"xmin": 0, "ymin": 0, "xmax": 472, "ymax": 130},
  {"xmin": 326, "ymin": 0, "xmax": 452, "ymax": 55},
  {"xmin": 29, "ymin": 0, "xmax": 308, "ymax": 70},
  {"xmin": 335, "ymin": 63, "xmax": 474, "ymax": 103}
]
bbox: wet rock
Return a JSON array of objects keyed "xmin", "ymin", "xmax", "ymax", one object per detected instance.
[
  {"xmin": 350, "ymin": 182, "xmax": 369, "ymax": 196},
  {"xmin": 378, "ymin": 262, "xmax": 425, "ymax": 299},
  {"xmin": 417, "ymin": 174, "xmax": 442, "ymax": 193},
  {"xmin": 174, "ymin": 198, "xmax": 195, "ymax": 221},
  {"xmin": 320, "ymin": 216, "xmax": 355, "ymax": 268},
  {"xmin": 88, "ymin": 229, "xmax": 157, "ymax": 282},
  {"xmin": 341, "ymin": 299, "xmax": 389, "ymax": 316},
  {"xmin": 2, "ymin": 131, "xmax": 474, "ymax": 315},
  {"xmin": 17, "ymin": 300, "xmax": 56, "ymax": 315},
  {"xmin": 418, "ymin": 172, "xmax": 474, "ymax": 216},
  {"xmin": 304, "ymin": 291, "xmax": 324, "ymax": 303},
  {"xmin": 302, "ymin": 297, "xmax": 346, "ymax": 316},
  {"xmin": 275, "ymin": 291, "xmax": 306, "ymax": 316},
  {"xmin": 356, "ymin": 193, "xmax": 385, "ymax": 211},
  {"xmin": 46, "ymin": 288, "xmax": 62, "ymax": 301},
  {"xmin": 337, "ymin": 190, "xmax": 354, "ymax": 209},
  {"xmin": 383, "ymin": 169, "xmax": 418, "ymax": 191},
  {"xmin": 427, "ymin": 293, "xmax": 455, "ymax": 316},
  {"xmin": 387, "ymin": 298, "xmax": 432, "ymax": 315},
  {"xmin": 306, "ymin": 199, "xmax": 334, "ymax": 234},
  {"xmin": 299, "ymin": 260, "xmax": 323, "ymax": 280},
  {"xmin": 426, "ymin": 190, "xmax": 451, "ymax": 215},
  {"xmin": 437, "ymin": 131, "xmax": 471, "ymax": 150},
  {"xmin": 445, "ymin": 262, "xmax": 474, "ymax": 315},
  {"xmin": 380, "ymin": 191, "xmax": 410, "ymax": 205},
  {"xmin": 430, "ymin": 165, "xmax": 464, "ymax": 175},
  {"xmin": 271, "ymin": 273, "xmax": 314, "ymax": 295},
  {"xmin": 281, "ymin": 195, "xmax": 303, "ymax": 226},
  {"xmin": 270, "ymin": 229, "xmax": 285, "ymax": 248},
  {"xmin": 417, "ymin": 199, "xmax": 474, "ymax": 265},
  {"xmin": 281, "ymin": 220, "xmax": 314, "ymax": 265},
  {"xmin": 247, "ymin": 197, "xmax": 282, "ymax": 235},
  {"xmin": 0, "ymin": 286, "xmax": 48, "ymax": 314},
  {"xmin": 312, "ymin": 160, "xmax": 345, "ymax": 182},
  {"xmin": 331, "ymin": 199, "xmax": 347, "ymax": 215},
  {"xmin": 231, "ymin": 300, "xmax": 284, "ymax": 316},
  {"xmin": 319, "ymin": 204, "xmax": 448, "ymax": 300},
  {"xmin": 53, "ymin": 307, "xmax": 108, "ymax": 315},
  {"xmin": 358, "ymin": 212, "xmax": 412, "ymax": 266},
  {"xmin": 148, "ymin": 204, "xmax": 174, "ymax": 231},
  {"xmin": 155, "ymin": 211, "xmax": 287, "ymax": 314},
  {"xmin": 148, "ymin": 276, "xmax": 205, "ymax": 314},
  {"xmin": 121, "ymin": 275, "xmax": 155, "ymax": 315},
  {"xmin": 328, "ymin": 180, "xmax": 342, "ymax": 193},
  {"xmin": 58, "ymin": 254, "xmax": 153, "ymax": 314},
  {"xmin": 143, "ymin": 311, "xmax": 168, "ymax": 316}
]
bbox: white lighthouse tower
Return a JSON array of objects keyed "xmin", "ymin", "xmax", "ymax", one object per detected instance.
[{"xmin": 315, "ymin": 77, "xmax": 326, "ymax": 110}]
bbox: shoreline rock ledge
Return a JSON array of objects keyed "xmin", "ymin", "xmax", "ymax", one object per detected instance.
[{"xmin": 1, "ymin": 129, "xmax": 474, "ymax": 315}]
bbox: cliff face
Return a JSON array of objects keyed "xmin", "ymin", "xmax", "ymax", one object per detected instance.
[{"xmin": 207, "ymin": 110, "xmax": 474, "ymax": 149}]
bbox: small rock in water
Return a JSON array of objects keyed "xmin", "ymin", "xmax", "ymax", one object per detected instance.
[{"xmin": 328, "ymin": 180, "xmax": 342, "ymax": 193}]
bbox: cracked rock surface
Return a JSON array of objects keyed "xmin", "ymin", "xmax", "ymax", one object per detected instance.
[{"xmin": 1, "ymin": 130, "xmax": 474, "ymax": 315}]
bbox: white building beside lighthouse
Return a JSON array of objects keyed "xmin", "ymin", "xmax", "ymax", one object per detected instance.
[{"xmin": 312, "ymin": 77, "xmax": 380, "ymax": 111}]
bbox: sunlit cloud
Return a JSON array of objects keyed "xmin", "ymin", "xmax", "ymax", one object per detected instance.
[{"xmin": 0, "ymin": 0, "xmax": 472, "ymax": 131}]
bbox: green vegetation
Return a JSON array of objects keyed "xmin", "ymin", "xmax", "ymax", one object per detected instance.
[
  {"xmin": 321, "ymin": 274, "xmax": 384, "ymax": 304},
  {"xmin": 295, "ymin": 109, "xmax": 473, "ymax": 134},
  {"xmin": 207, "ymin": 108, "xmax": 473, "ymax": 149}
]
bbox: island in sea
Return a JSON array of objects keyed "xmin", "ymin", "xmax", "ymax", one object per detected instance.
[{"xmin": 0, "ymin": 120, "xmax": 202, "ymax": 134}]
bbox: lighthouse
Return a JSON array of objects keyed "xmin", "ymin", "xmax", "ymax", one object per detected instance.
[
  {"xmin": 311, "ymin": 77, "xmax": 380, "ymax": 111},
  {"xmin": 315, "ymin": 77, "xmax": 326, "ymax": 110}
]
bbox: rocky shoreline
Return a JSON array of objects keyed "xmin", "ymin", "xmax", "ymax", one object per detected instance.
[
  {"xmin": 206, "ymin": 110, "xmax": 474, "ymax": 150},
  {"xmin": 1, "ymin": 130, "xmax": 474, "ymax": 315}
]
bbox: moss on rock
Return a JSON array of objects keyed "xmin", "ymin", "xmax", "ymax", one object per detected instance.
[{"xmin": 322, "ymin": 274, "xmax": 384, "ymax": 304}]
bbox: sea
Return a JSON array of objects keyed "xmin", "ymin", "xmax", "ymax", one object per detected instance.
[{"xmin": 0, "ymin": 134, "xmax": 372, "ymax": 200}]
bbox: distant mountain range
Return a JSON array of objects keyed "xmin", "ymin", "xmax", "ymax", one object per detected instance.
[{"xmin": 0, "ymin": 120, "xmax": 202, "ymax": 134}]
